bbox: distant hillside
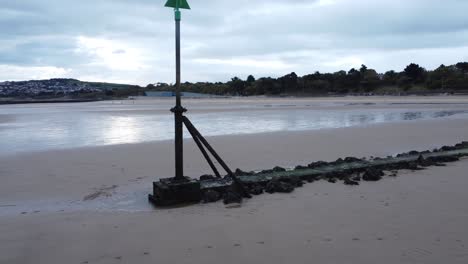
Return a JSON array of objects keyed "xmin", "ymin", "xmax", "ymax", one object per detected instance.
[{"xmin": 0, "ymin": 78, "xmax": 143, "ymax": 98}]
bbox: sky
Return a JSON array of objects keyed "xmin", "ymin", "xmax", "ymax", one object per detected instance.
[{"xmin": 1, "ymin": 0, "xmax": 468, "ymax": 85}]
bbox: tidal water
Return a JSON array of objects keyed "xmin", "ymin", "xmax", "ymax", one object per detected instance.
[{"xmin": 1, "ymin": 100, "xmax": 468, "ymax": 156}]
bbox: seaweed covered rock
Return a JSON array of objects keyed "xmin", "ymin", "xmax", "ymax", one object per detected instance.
[
  {"xmin": 327, "ymin": 178, "xmax": 337, "ymax": 183},
  {"xmin": 249, "ymin": 184, "xmax": 264, "ymax": 195},
  {"xmin": 200, "ymin": 175, "xmax": 216, "ymax": 181},
  {"xmin": 427, "ymin": 155, "xmax": 459, "ymax": 163},
  {"xmin": 273, "ymin": 166, "xmax": 287, "ymax": 172},
  {"xmin": 203, "ymin": 190, "xmax": 221, "ymax": 203},
  {"xmin": 362, "ymin": 168, "xmax": 384, "ymax": 181},
  {"xmin": 259, "ymin": 166, "xmax": 287, "ymax": 175},
  {"xmin": 234, "ymin": 168, "xmax": 255, "ymax": 176},
  {"xmin": 455, "ymin": 141, "xmax": 468, "ymax": 149},
  {"xmin": 294, "ymin": 165, "xmax": 308, "ymax": 170},
  {"xmin": 352, "ymin": 175, "xmax": 361, "ymax": 182},
  {"xmin": 334, "ymin": 158, "xmax": 345, "ymax": 164},
  {"xmin": 344, "ymin": 157, "xmax": 362, "ymax": 162},
  {"xmin": 279, "ymin": 177, "xmax": 303, "ymax": 187},
  {"xmin": 223, "ymin": 191, "xmax": 242, "ymax": 204},
  {"xmin": 344, "ymin": 178, "xmax": 359, "ymax": 186},
  {"xmin": 265, "ymin": 179, "xmax": 295, "ymax": 194},
  {"xmin": 417, "ymin": 155, "xmax": 438, "ymax": 167},
  {"xmin": 439, "ymin": 146, "xmax": 457, "ymax": 152},
  {"xmin": 308, "ymin": 161, "xmax": 328, "ymax": 169}
]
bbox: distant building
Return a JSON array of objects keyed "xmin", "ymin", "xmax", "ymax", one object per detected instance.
[
  {"xmin": 145, "ymin": 91, "xmax": 218, "ymax": 98},
  {"xmin": 145, "ymin": 91, "xmax": 175, "ymax": 97}
]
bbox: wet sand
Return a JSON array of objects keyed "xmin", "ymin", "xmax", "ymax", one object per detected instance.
[
  {"xmin": 2, "ymin": 160, "xmax": 468, "ymax": 264},
  {"xmin": 1, "ymin": 97, "xmax": 468, "ymax": 263}
]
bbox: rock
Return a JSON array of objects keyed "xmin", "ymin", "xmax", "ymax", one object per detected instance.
[
  {"xmin": 259, "ymin": 166, "xmax": 286, "ymax": 175},
  {"xmin": 344, "ymin": 178, "xmax": 359, "ymax": 186},
  {"xmin": 304, "ymin": 175, "xmax": 318, "ymax": 183},
  {"xmin": 407, "ymin": 161, "xmax": 423, "ymax": 170},
  {"xmin": 203, "ymin": 190, "xmax": 221, "ymax": 203},
  {"xmin": 223, "ymin": 191, "xmax": 242, "ymax": 204},
  {"xmin": 344, "ymin": 157, "xmax": 362, "ymax": 162},
  {"xmin": 455, "ymin": 141, "xmax": 468, "ymax": 149},
  {"xmin": 265, "ymin": 179, "xmax": 295, "ymax": 194},
  {"xmin": 352, "ymin": 175, "xmax": 361, "ymax": 182},
  {"xmin": 234, "ymin": 168, "xmax": 254, "ymax": 176},
  {"xmin": 249, "ymin": 184, "xmax": 264, "ymax": 195},
  {"xmin": 417, "ymin": 155, "xmax": 433, "ymax": 167},
  {"xmin": 439, "ymin": 146, "xmax": 456, "ymax": 152},
  {"xmin": 362, "ymin": 168, "xmax": 384, "ymax": 181},
  {"xmin": 279, "ymin": 177, "xmax": 303, "ymax": 187},
  {"xmin": 200, "ymin": 175, "xmax": 216, "ymax": 181},
  {"xmin": 408, "ymin": 150, "xmax": 420, "ymax": 155},
  {"xmin": 327, "ymin": 178, "xmax": 337, "ymax": 183},
  {"xmin": 333, "ymin": 171, "xmax": 350, "ymax": 180},
  {"xmin": 272, "ymin": 166, "xmax": 287, "ymax": 172},
  {"xmin": 308, "ymin": 161, "xmax": 328, "ymax": 169},
  {"xmin": 295, "ymin": 165, "xmax": 308, "ymax": 170},
  {"xmin": 234, "ymin": 169, "xmax": 245, "ymax": 176},
  {"xmin": 334, "ymin": 158, "xmax": 345, "ymax": 164},
  {"xmin": 426, "ymin": 155, "xmax": 459, "ymax": 163}
]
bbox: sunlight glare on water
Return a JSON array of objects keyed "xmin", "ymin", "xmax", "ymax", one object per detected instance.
[{"xmin": 1, "ymin": 101, "xmax": 468, "ymax": 156}]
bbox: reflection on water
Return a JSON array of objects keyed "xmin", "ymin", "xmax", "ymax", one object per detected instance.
[
  {"xmin": 1, "ymin": 107, "xmax": 467, "ymax": 155},
  {"xmin": 102, "ymin": 116, "xmax": 145, "ymax": 145}
]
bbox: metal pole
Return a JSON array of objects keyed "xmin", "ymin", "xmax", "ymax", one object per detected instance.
[{"xmin": 172, "ymin": 9, "xmax": 186, "ymax": 181}]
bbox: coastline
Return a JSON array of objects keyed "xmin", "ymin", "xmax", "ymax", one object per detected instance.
[{"xmin": 0, "ymin": 98, "xmax": 102, "ymax": 105}]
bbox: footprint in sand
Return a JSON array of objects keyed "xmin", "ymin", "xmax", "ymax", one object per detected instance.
[{"xmin": 403, "ymin": 248, "xmax": 433, "ymax": 259}]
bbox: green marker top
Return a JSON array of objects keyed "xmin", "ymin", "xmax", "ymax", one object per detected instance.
[{"xmin": 165, "ymin": 0, "xmax": 191, "ymax": 10}]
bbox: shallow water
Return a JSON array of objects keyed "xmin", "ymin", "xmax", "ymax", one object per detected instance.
[{"xmin": 1, "ymin": 100, "xmax": 468, "ymax": 156}]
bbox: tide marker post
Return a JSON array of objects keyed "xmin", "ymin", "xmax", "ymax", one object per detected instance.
[{"xmin": 166, "ymin": 0, "xmax": 190, "ymax": 181}]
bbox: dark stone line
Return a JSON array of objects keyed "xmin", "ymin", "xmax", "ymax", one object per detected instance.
[{"xmin": 151, "ymin": 142, "xmax": 468, "ymax": 206}]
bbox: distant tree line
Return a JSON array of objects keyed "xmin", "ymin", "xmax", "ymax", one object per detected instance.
[{"xmin": 146, "ymin": 62, "xmax": 468, "ymax": 96}]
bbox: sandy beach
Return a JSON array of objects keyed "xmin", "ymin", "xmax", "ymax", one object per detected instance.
[{"xmin": 1, "ymin": 97, "xmax": 468, "ymax": 263}]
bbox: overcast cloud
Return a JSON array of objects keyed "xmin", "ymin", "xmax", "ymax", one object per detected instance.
[{"xmin": 1, "ymin": 0, "xmax": 468, "ymax": 85}]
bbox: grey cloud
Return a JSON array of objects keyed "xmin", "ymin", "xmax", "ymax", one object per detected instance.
[{"xmin": 1, "ymin": 0, "xmax": 468, "ymax": 84}]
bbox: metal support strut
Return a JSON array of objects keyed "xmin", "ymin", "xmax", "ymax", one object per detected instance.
[{"xmin": 183, "ymin": 116, "xmax": 251, "ymax": 198}]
